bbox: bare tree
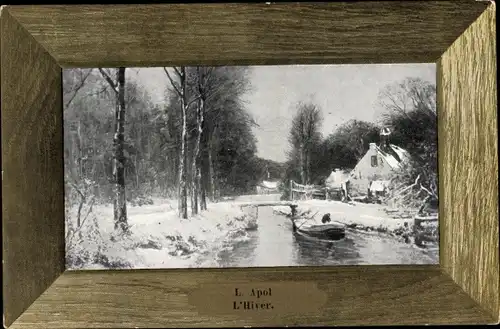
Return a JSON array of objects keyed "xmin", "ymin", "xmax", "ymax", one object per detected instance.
[
  {"xmin": 378, "ymin": 77, "xmax": 438, "ymax": 208},
  {"xmin": 378, "ymin": 77, "xmax": 436, "ymax": 120},
  {"xmin": 164, "ymin": 67, "xmax": 189, "ymax": 219},
  {"xmin": 201, "ymin": 67, "xmax": 251, "ymax": 203},
  {"xmin": 204, "ymin": 122, "xmax": 218, "ymax": 204},
  {"xmin": 288, "ymin": 102, "xmax": 323, "ymax": 185},
  {"xmin": 63, "ymin": 68, "xmax": 93, "ymax": 108},
  {"xmin": 63, "ymin": 69, "xmax": 94, "ymax": 187},
  {"xmin": 161, "ymin": 66, "xmax": 251, "ymax": 214},
  {"xmin": 191, "ymin": 66, "xmax": 228, "ymax": 213},
  {"xmin": 190, "ymin": 67, "xmax": 207, "ymax": 214},
  {"xmin": 98, "ymin": 67, "xmax": 129, "ymax": 233}
]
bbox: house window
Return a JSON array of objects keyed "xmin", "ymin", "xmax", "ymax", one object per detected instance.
[{"xmin": 371, "ymin": 155, "xmax": 378, "ymax": 167}]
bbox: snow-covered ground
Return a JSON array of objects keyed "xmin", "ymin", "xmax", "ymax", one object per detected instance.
[
  {"xmin": 65, "ymin": 198, "xmax": 257, "ymax": 270},
  {"xmin": 66, "ymin": 194, "xmax": 437, "ymax": 270},
  {"xmin": 272, "ymin": 199, "xmax": 417, "ymax": 234}
]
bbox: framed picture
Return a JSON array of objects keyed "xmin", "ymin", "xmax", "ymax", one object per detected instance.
[{"xmin": 1, "ymin": 2, "xmax": 498, "ymax": 327}]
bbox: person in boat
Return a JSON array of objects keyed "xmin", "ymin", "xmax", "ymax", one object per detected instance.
[{"xmin": 293, "ymin": 212, "xmax": 331, "ymax": 232}]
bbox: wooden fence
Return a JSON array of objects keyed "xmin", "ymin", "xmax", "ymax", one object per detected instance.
[{"xmin": 289, "ymin": 180, "xmax": 324, "ymax": 201}]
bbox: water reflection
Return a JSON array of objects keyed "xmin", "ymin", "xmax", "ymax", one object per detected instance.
[
  {"xmin": 292, "ymin": 233, "xmax": 362, "ymax": 266},
  {"xmin": 214, "ymin": 207, "xmax": 437, "ymax": 267},
  {"xmin": 217, "ymin": 236, "xmax": 259, "ymax": 267}
]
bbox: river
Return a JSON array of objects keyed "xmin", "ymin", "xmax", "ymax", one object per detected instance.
[{"xmin": 212, "ymin": 196, "xmax": 439, "ymax": 267}]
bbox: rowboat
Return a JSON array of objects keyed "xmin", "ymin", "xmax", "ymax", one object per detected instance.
[{"xmin": 292, "ymin": 220, "xmax": 346, "ymax": 241}]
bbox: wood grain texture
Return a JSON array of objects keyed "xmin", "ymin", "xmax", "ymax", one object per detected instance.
[
  {"xmin": 9, "ymin": 266, "xmax": 495, "ymax": 328},
  {"xmin": 1, "ymin": 8, "xmax": 65, "ymax": 328},
  {"xmin": 2, "ymin": 2, "xmax": 498, "ymax": 328},
  {"xmin": 6, "ymin": 2, "xmax": 488, "ymax": 67},
  {"xmin": 438, "ymin": 3, "xmax": 499, "ymax": 322}
]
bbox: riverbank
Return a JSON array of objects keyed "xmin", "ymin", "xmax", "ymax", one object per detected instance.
[
  {"xmin": 272, "ymin": 199, "xmax": 416, "ymax": 240},
  {"xmin": 213, "ymin": 205, "xmax": 438, "ymax": 267},
  {"xmin": 65, "ymin": 199, "xmax": 257, "ymax": 269}
]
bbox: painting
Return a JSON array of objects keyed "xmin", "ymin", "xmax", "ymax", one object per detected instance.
[{"xmin": 63, "ymin": 64, "xmax": 438, "ymax": 269}]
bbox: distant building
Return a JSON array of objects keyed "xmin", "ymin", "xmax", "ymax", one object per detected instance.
[
  {"xmin": 256, "ymin": 180, "xmax": 279, "ymax": 194},
  {"xmin": 325, "ymin": 169, "xmax": 351, "ymax": 200},
  {"xmin": 349, "ymin": 128, "xmax": 410, "ymax": 196}
]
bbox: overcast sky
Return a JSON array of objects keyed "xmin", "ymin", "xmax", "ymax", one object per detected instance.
[{"xmin": 130, "ymin": 64, "xmax": 436, "ymax": 163}]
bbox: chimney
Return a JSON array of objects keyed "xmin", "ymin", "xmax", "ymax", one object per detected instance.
[
  {"xmin": 369, "ymin": 142, "xmax": 377, "ymax": 151},
  {"xmin": 379, "ymin": 127, "xmax": 391, "ymax": 151}
]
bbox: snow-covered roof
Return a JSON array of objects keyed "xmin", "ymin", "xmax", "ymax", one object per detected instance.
[
  {"xmin": 390, "ymin": 144, "xmax": 409, "ymax": 161},
  {"xmin": 260, "ymin": 180, "xmax": 279, "ymax": 189},
  {"xmin": 376, "ymin": 144, "xmax": 409, "ymax": 169}
]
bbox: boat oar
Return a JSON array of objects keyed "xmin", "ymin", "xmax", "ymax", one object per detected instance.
[{"xmin": 296, "ymin": 211, "xmax": 319, "ymax": 230}]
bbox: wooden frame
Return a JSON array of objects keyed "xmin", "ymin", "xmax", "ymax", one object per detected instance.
[{"xmin": 1, "ymin": 2, "xmax": 498, "ymax": 327}]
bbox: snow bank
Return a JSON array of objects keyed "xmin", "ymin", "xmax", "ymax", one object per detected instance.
[
  {"xmin": 260, "ymin": 180, "xmax": 279, "ymax": 189},
  {"xmin": 272, "ymin": 199, "xmax": 411, "ymax": 234},
  {"xmin": 66, "ymin": 199, "xmax": 257, "ymax": 270}
]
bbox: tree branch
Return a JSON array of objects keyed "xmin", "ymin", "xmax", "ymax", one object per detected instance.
[
  {"xmin": 173, "ymin": 66, "xmax": 182, "ymax": 78},
  {"xmin": 69, "ymin": 181, "xmax": 85, "ymax": 199},
  {"xmin": 163, "ymin": 67, "xmax": 182, "ymax": 96},
  {"xmin": 187, "ymin": 95, "xmax": 202, "ymax": 108},
  {"xmin": 204, "ymin": 67, "xmax": 215, "ymax": 85},
  {"xmin": 86, "ymin": 84, "xmax": 110, "ymax": 97},
  {"xmin": 205, "ymin": 82, "xmax": 230, "ymax": 102},
  {"xmin": 419, "ymin": 184, "xmax": 436, "ymax": 198},
  {"xmin": 79, "ymin": 195, "xmax": 96, "ymax": 230},
  {"xmin": 65, "ymin": 69, "xmax": 93, "ymax": 108},
  {"xmin": 98, "ymin": 68, "xmax": 118, "ymax": 94}
]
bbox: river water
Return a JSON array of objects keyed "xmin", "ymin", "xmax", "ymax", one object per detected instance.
[{"xmin": 214, "ymin": 199, "xmax": 438, "ymax": 267}]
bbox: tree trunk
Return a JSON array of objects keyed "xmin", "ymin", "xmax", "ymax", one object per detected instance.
[
  {"xmin": 304, "ymin": 148, "xmax": 311, "ymax": 185},
  {"xmin": 69, "ymin": 130, "xmax": 79, "ymax": 185},
  {"xmin": 191, "ymin": 67, "xmax": 208, "ymax": 214},
  {"xmin": 200, "ymin": 184, "xmax": 207, "ymax": 210},
  {"xmin": 77, "ymin": 120, "xmax": 83, "ymax": 178},
  {"xmin": 190, "ymin": 95, "xmax": 204, "ymax": 215},
  {"xmin": 200, "ymin": 125, "xmax": 208, "ymax": 211},
  {"xmin": 113, "ymin": 67, "xmax": 128, "ymax": 233},
  {"xmin": 91, "ymin": 139, "xmax": 98, "ymax": 199},
  {"xmin": 299, "ymin": 143, "xmax": 305, "ymax": 185},
  {"xmin": 135, "ymin": 156, "xmax": 139, "ymax": 190},
  {"xmin": 208, "ymin": 133, "xmax": 216, "ymax": 202},
  {"xmin": 178, "ymin": 67, "xmax": 188, "ymax": 219},
  {"xmin": 197, "ymin": 170, "xmax": 207, "ymax": 210},
  {"xmin": 194, "ymin": 168, "xmax": 200, "ymax": 213},
  {"xmin": 136, "ymin": 124, "xmax": 142, "ymax": 190}
]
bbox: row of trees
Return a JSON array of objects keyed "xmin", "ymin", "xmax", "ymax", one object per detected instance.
[
  {"xmin": 161, "ymin": 66, "xmax": 260, "ymax": 218},
  {"xmin": 64, "ymin": 66, "xmax": 272, "ymax": 234},
  {"xmin": 283, "ymin": 77, "xmax": 438, "ymax": 203}
]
